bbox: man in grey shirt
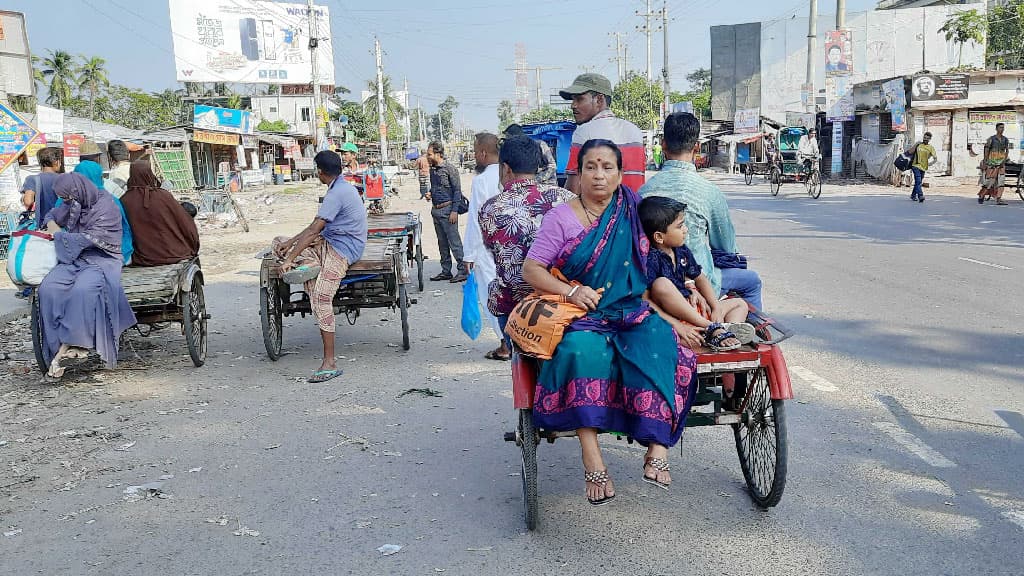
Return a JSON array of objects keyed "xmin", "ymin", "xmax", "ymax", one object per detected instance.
[{"xmin": 425, "ymin": 141, "xmax": 468, "ymax": 283}]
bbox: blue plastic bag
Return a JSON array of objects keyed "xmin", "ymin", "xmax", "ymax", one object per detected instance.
[{"xmin": 461, "ymin": 270, "xmax": 482, "ymax": 340}]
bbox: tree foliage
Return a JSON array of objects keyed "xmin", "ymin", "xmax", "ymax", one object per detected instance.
[
  {"xmin": 611, "ymin": 71, "xmax": 663, "ymax": 131},
  {"xmin": 333, "ymin": 99, "xmax": 375, "ymax": 142},
  {"xmin": 77, "ymin": 56, "xmax": 110, "ymax": 122},
  {"xmin": 940, "ymin": 9, "xmax": 987, "ymax": 66},
  {"xmin": 363, "ymin": 75, "xmax": 406, "ymax": 141},
  {"xmin": 669, "ymin": 67, "xmax": 712, "ymax": 119},
  {"xmin": 497, "ymin": 99, "xmax": 515, "ymax": 131},
  {"xmin": 257, "ymin": 118, "xmax": 290, "ymax": 132},
  {"xmin": 987, "ymin": 0, "xmax": 1024, "ymax": 69},
  {"xmin": 518, "ymin": 105, "xmax": 572, "ymax": 125},
  {"xmin": 39, "ymin": 49, "xmax": 77, "ymax": 108}
]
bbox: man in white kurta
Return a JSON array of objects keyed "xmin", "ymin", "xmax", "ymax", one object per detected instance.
[{"xmin": 463, "ymin": 133, "xmax": 508, "ymax": 360}]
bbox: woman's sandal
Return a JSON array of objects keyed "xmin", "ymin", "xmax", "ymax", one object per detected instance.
[
  {"xmin": 705, "ymin": 322, "xmax": 742, "ymax": 351},
  {"xmin": 642, "ymin": 457, "xmax": 671, "ymax": 490},
  {"xmin": 584, "ymin": 469, "xmax": 615, "ymax": 506}
]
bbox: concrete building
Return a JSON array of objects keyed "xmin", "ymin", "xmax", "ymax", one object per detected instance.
[
  {"xmin": 711, "ymin": 4, "xmax": 987, "ymax": 125},
  {"xmin": 250, "ymin": 94, "xmax": 338, "ymax": 137}
]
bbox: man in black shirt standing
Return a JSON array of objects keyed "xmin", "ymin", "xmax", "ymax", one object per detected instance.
[{"xmin": 425, "ymin": 141, "xmax": 468, "ymax": 283}]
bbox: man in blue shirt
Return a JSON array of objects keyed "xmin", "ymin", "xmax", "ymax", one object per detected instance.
[
  {"xmin": 274, "ymin": 150, "xmax": 367, "ymax": 383},
  {"xmin": 639, "ymin": 112, "xmax": 763, "ymax": 310}
]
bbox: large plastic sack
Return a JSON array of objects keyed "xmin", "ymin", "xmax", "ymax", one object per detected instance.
[
  {"xmin": 6, "ymin": 230, "xmax": 57, "ymax": 285},
  {"xmin": 461, "ymin": 270, "xmax": 482, "ymax": 340}
]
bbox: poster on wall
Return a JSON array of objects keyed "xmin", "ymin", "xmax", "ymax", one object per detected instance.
[
  {"xmin": 785, "ymin": 112, "xmax": 815, "ymax": 129},
  {"xmin": 194, "ymin": 105, "xmax": 254, "ymax": 135},
  {"xmin": 911, "ymin": 74, "xmax": 968, "ymax": 102},
  {"xmin": 62, "ymin": 134, "xmax": 84, "ymax": 169},
  {"xmin": 967, "ymin": 110, "xmax": 1019, "ymax": 146},
  {"xmin": 168, "ymin": 0, "xmax": 334, "ymax": 85},
  {"xmin": 734, "ymin": 108, "xmax": 760, "ymax": 133},
  {"xmin": 924, "ymin": 112, "xmax": 951, "ymax": 174},
  {"xmin": 824, "ymin": 29, "xmax": 853, "ymax": 76},
  {"xmin": 881, "ymin": 78, "xmax": 907, "ymax": 132},
  {"xmin": 825, "ymin": 76, "xmax": 854, "ymax": 122},
  {"xmin": 831, "ymin": 123, "xmax": 843, "ymax": 175},
  {"xmin": 0, "ymin": 102, "xmax": 39, "ymax": 173}
]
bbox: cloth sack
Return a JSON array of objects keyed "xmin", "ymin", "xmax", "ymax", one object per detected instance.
[
  {"xmin": 460, "ymin": 270, "xmax": 482, "ymax": 340},
  {"xmin": 711, "ymin": 249, "xmax": 748, "ymax": 270},
  {"xmin": 6, "ymin": 230, "xmax": 57, "ymax": 285},
  {"xmin": 893, "ymin": 153, "xmax": 911, "ymax": 172},
  {"xmin": 504, "ymin": 291, "xmax": 587, "ymax": 360},
  {"xmin": 455, "ymin": 195, "xmax": 470, "ymax": 215}
]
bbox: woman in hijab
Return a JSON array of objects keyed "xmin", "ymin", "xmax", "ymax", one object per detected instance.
[
  {"xmin": 40, "ymin": 173, "xmax": 137, "ymax": 378},
  {"xmin": 73, "ymin": 160, "xmax": 134, "ymax": 264},
  {"xmin": 121, "ymin": 161, "xmax": 200, "ymax": 266}
]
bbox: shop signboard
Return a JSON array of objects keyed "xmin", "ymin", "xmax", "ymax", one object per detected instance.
[
  {"xmin": 831, "ymin": 123, "xmax": 843, "ymax": 175},
  {"xmin": 193, "ymin": 105, "xmax": 254, "ymax": 135},
  {"xmin": 967, "ymin": 110, "xmax": 1019, "ymax": 148},
  {"xmin": 911, "ymin": 74, "xmax": 969, "ymax": 102},
  {"xmin": 24, "ymin": 133, "xmax": 45, "ymax": 165},
  {"xmin": 0, "ymin": 102, "xmax": 38, "ymax": 173},
  {"xmin": 168, "ymin": 0, "xmax": 334, "ymax": 85},
  {"xmin": 36, "ymin": 105, "xmax": 64, "ymax": 140},
  {"xmin": 734, "ymin": 108, "xmax": 759, "ymax": 134},
  {"xmin": 62, "ymin": 133, "xmax": 84, "ymax": 169},
  {"xmin": 193, "ymin": 129, "xmax": 240, "ymax": 146},
  {"xmin": 293, "ymin": 157, "xmax": 314, "ymax": 170}
]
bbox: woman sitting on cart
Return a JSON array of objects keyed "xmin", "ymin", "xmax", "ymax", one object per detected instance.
[
  {"xmin": 522, "ymin": 139, "xmax": 698, "ymax": 505},
  {"xmin": 273, "ymin": 151, "xmax": 368, "ymax": 383},
  {"xmin": 121, "ymin": 161, "xmax": 200, "ymax": 266},
  {"xmin": 39, "ymin": 173, "xmax": 137, "ymax": 378}
]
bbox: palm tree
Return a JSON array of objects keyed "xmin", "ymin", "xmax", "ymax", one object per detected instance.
[
  {"xmin": 39, "ymin": 49, "xmax": 77, "ymax": 108},
  {"xmin": 77, "ymin": 56, "xmax": 110, "ymax": 122},
  {"xmin": 363, "ymin": 75, "xmax": 405, "ymax": 130}
]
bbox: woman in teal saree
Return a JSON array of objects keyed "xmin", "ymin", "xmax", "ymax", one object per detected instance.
[{"xmin": 523, "ymin": 140, "xmax": 698, "ymax": 505}]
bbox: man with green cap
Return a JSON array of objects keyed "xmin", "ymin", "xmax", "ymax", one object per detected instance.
[{"xmin": 559, "ymin": 73, "xmax": 645, "ymax": 193}]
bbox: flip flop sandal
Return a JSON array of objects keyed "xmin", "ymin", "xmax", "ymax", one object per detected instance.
[
  {"xmin": 584, "ymin": 469, "xmax": 615, "ymax": 506},
  {"xmin": 282, "ymin": 265, "xmax": 322, "ymax": 284},
  {"xmin": 705, "ymin": 322, "xmax": 742, "ymax": 351},
  {"xmin": 642, "ymin": 457, "xmax": 671, "ymax": 490},
  {"xmin": 484, "ymin": 349, "xmax": 511, "ymax": 361},
  {"xmin": 307, "ymin": 369, "xmax": 343, "ymax": 383},
  {"xmin": 723, "ymin": 322, "xmax": 756, "ymax": 345}
]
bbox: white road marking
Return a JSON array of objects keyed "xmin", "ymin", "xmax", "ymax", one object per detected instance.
[
  {"xmin": 958, "ymin": 257, "xmax": 1012, "ymax": 270},
  {"xmin": 784, "ymin": 219, "xmax": 801, "ymax": 224},
  {"xmin": 872, "ymin": 421, "xmax": 957, "ymax": 468},
  {"xmin": 735, "ymin": 208, "xmax": 748, "ymax": 212},
  {"xmin": 979, "ymin": 220, "xmax": 996, "ymax": 224},
  {"xmin": 789, "ymin": 366, "xmax": 839, "ymax": 392},
  {"xmin": 1004, "ymin": 511, "xmax": 1024, "ymax": 531}
]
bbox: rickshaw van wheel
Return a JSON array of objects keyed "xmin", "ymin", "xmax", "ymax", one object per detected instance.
[
  {"xmin": 519, "ymin": 409, "xmax": 539, "ymax": 530},
  {"xmin": 732, "ymin": 368, "xmax": 788, "ymax": 508},
  {"xmin": 30, "ymin": 292, "xmax": 47, "ymax": 374}
]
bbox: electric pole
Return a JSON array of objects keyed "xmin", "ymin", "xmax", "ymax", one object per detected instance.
[
  {"xmin": 637, "ymin": 0, "xmax": 655, "ymax": 81},
  {"xmin": 609, "ymin": 32, "xmax": 627, "ymax": 82},
  {"xmin": 306, "ymin": 0, "xmax": 323, "ymax": 149},
  {"xmin": 661, "ymin": 2, "xmax": 670, "ymax": 118},
  {"xmin": 836, "ymin": 0, "xmax": 846, "ymax": 28},
  {"xmin": 375, "ymin": 36, "xmax": 388, "ymax": 163},
  {"xmin": 403, "ymin": 77, "xmax": 411, "ymax": 147},
  {"xmin": 806, "ymin": 0, "xmax": 818, "ymax": 113},
  {"xmin": 505, "ymin": 65, "xmax": 561, "ymax": 110}
]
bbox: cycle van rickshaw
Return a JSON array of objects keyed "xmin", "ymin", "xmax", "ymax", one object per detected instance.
[
  {"xmin": 30, "ymin": 257, "xmax": 209, "ymax": 373},
  {"xmin": 504, "ymin": 306, "xmax": 795, "ymax": 531},
  {"xmin": 769, "ymin": 126, "xmax": 822, "ymax": 199}
]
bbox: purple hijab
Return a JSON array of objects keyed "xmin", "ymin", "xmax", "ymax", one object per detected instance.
[{"xmin": 46, "ymin": 173, "xmax": 123, "ymax": 259}]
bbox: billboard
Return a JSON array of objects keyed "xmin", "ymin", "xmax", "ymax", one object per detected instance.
[
  {"xmin": 0, "ymin": 102, "xmax": 39, "ymax": 173},
  {"xmin": 0, "ymin": 11, "xmax": 34, "ymax": 96},
  {"xmin": 168, "ymin": 0, "xmax": 334, "ymax": 85},
  {"xmin": 193, "ymin": 105, "xmax": 254, "ymax": 134},
  {"xmin": 734, "ymin": 108, "xmax": 760, "ymax": 134},
  {"xmin": 824, "ymin": 29, "xmax": 852, "ymax": 77},
  {"xmin": 911, "ymin": 74, "xmax": 968, "ymax": 102}
]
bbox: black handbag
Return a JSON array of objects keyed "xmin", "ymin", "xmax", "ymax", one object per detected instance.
[{"xmin": 894, "ymin": 154, "xmax": 911, "ymax": 172}]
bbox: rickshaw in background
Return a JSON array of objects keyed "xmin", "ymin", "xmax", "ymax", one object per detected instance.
[
  {"xmin": 769, "ymin": 126, "xmax": 822, "ymax": 199},
  {"xmin": 521, "ymin": 121, "xmax": 576, "ymax": 188},
  {"xmin": 739, "ymin": 133, "xmax": 774, "ymax": 185}
]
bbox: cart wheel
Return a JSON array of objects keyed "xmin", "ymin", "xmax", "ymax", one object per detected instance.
[
  {"xmin": 732, "ymin": 368, "xmax": 788, "ymax": 508},
  {"xmin": 415, "ymin": 243, "xmax": 425, "ymax": 292},
  {"xmin": 519, "ymin": 409, "xmax": 539, "ymax": 531},
  {"xmin": 807, "ymin": 170, "xmax": 822, "ymax": 199},
  {"xmin": 1017, "ymin": 183, "xmax": 1023, "ymax": 203},
  {"xmin": 399, "ymin": 284, "xmax": 410, "ymax": 351},
  {"xmin": 182, "ymin": 276, "xmax": 208, "ymax": 367},
  {"xmin": 260, "ymin": 281, "xmax": 284, "ymax": 360},
  {"xmin": 30, "ymin": 292, "xmax": 47, "ymax": 374},
  {"xmin": 769, "ymin": 168, "xmax": 781, "ymax": 196},
  {"xmin": 744, "ymin": 168, "xmax": 753, "ymax": 186}
]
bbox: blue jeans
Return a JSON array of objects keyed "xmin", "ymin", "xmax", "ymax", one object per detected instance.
[
  {"xmin": 719, "ymin": 267, "xmax": 763, "ymax": 312},
  {"xmin": 496, "ymin": 314, "xmax": 511, "ymax": 348},
  {"xmin": 911, "ymin": 167, "xmax": 925, "ymax": 198}
]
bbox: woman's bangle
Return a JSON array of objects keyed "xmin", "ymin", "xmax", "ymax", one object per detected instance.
[
  {"xmin": 566, "ymin": 285, "xmax": 580, "ymax": 299},
  {"xmin": 684, "ymin": 280, "xmax": 696, "ymax": 287}
]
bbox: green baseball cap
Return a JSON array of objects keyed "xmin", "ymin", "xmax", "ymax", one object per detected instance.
[
  {"xmin": 341, "ymin": 142, "xmax": 358, "ymax": 153},
  {"xmin": 559, "ymin": 73, "xmax": 613, "ymax": 100}
]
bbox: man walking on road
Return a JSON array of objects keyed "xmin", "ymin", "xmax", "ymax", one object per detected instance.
[
  {"xmin": 909, "ymin": 132, "xmax": 937, "ymax": 203},
  {"xmin": 559, "ymin": 73, "xmax": 645, "ymax": 192},
  {"xmin": 463, "ymin": 133, "xmax": 508, "ymax": 360},
  {"xmin": 426, "ymin": 141, "xmax": 468, "ymax": 283},
  {"xmin": 416, "ymin": 150, "xmax": 430, "ymax": 199},
  {"xmin": 639, "ymin": 112, "xmax": 763, "ymax": 310},
  {"xmin": 273, "ymin": 151, "xmax": 367, "ymax": 383},
  {"xmin": 979, "ymin": 122, "xmax": 1010, "ymax": 205}
]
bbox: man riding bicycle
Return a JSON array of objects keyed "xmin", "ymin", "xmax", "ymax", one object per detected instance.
[{"xmin": 797, "ymin": 128, "xmax": 821, "ymax": 175}]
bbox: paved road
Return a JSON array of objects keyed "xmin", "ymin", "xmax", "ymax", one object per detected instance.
[{"xmin": 2, "ymin": 176, "xmax": 1022, "ymax": 575}]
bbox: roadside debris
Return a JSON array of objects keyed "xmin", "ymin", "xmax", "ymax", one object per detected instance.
[
  {"xmin": 397, "ymin": 388, "xmax": 443, "ymax": 399},
  {"xmin": 123, "ymin": 480, "xmax": 168, "ymax": 500},
  {"xmin": 377, "ymin": 544, "xmax": 402, "ymax": 556}
]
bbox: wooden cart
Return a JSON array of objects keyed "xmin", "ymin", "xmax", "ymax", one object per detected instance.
[{"xmin": 367, "ymin": 212, "xmax": 425, "ymax": 292}]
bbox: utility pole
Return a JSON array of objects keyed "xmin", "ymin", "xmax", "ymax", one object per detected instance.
[
  {"xmin": 661, "ymin": 2, "xmax": 670, "ymax": 118},
  {"xmin": 375, "ymin": 36, "xmax": 388, "ymax": 163},
  {"xmin": 806, "ymin": 0, "xmax": 818, "ymax": 113},
  {"xmin": 306, "ymin": 0, "xmax": 324, "ymax": 150},
  {"xmin": 636, "ymin": 0, "xmax": 655, "ymax": 81},
  {"xmin": 609, "ymin": 32, "xmax": 627, "ymax": 82},
  {"xmin": 403, "ymin": 77, "xmax": 411, "ymax": 147},
  {"xmin": 505, "ymin": 65, "xmax": 562, "ymax": 110},
  {"xmin": 836, "ymin": 0, "xmax": 846, "ymax": 29}
]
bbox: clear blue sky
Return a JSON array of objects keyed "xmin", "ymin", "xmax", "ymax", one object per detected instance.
[{"xmin": 10, "ymin": 0, "xmax": 878, "ymax": 130}]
